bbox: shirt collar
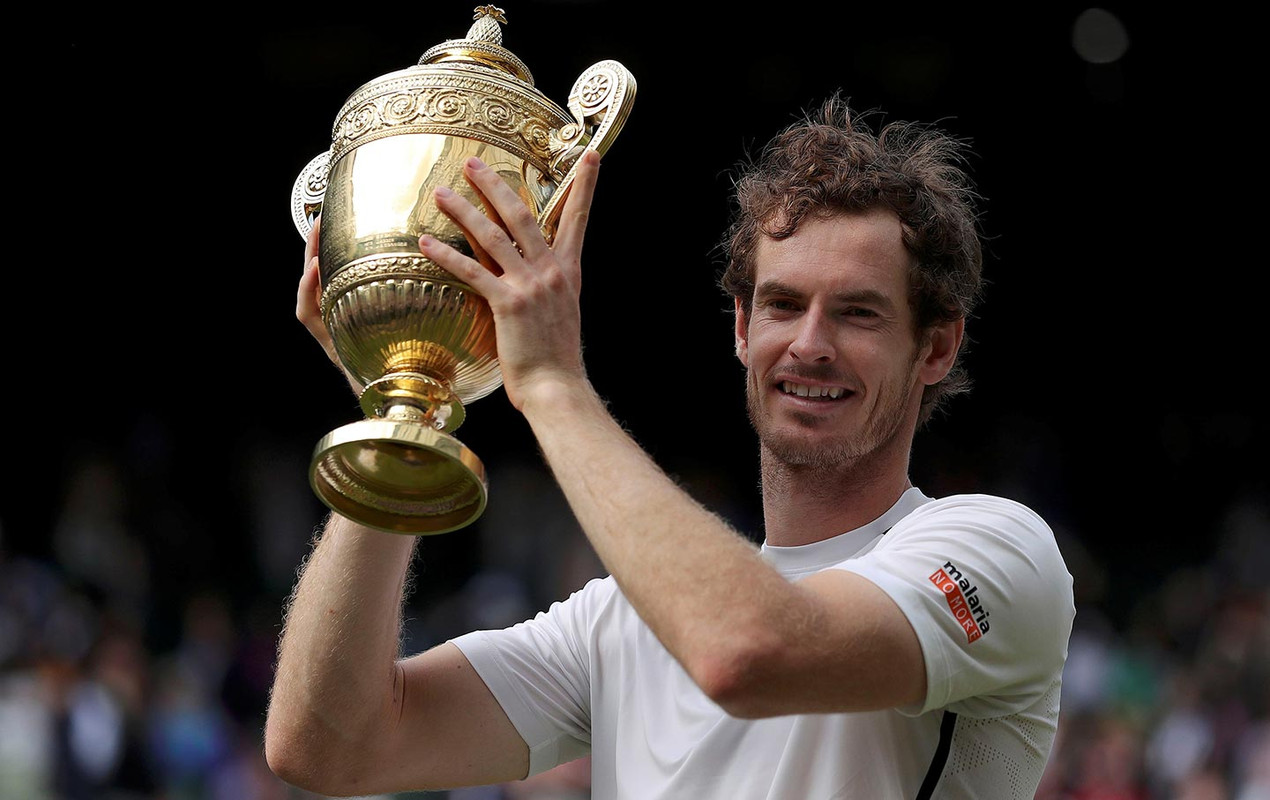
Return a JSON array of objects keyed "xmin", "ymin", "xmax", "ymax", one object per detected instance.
[{"xmin": 759, "ymin": 486, "xmax": 931, "ymax": 577}]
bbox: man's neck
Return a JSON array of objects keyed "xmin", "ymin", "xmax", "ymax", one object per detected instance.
[{"xmin": 758, "ymin": 445, "xmax": 913, "ymax": 547}]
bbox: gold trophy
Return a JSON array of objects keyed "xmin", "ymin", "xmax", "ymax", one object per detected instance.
[{"xmin": 290, "ymin": 6, "xmax": 635, "ymax": 534}]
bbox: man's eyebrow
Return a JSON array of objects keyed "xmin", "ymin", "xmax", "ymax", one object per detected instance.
[
  {"xmin": 753, "ymin": 280, "xmax": 805, "ymax": 300},
  {"xmin": 754, "ymin": 280, "xmax": 897, "ymax": 312}
]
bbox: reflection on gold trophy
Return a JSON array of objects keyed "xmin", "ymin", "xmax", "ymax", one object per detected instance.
[{"xmin": 290, "ymin": 6, "xmax": 635, "ymax": 534}]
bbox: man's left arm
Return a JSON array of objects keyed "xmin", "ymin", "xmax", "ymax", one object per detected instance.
[
  {"xmin": 519, "ymin": 378, "xmax": 927, "ymax": 718},
  {"xmin": 424, "ymin": 154, "xmax": 926, "ymax": 719}
]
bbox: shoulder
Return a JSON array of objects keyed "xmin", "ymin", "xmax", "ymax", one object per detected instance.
[
  {"xmin": 888, "ymin": 493, "xmax": 1065, "ymax": 567},
  {"xmin": 846, "ymin": 493, "xmax": 1075, "ymax": 714},
  {"xmin": 858, "ymin": 491, "xmax": 1074, "ymax": 654},
  {"xmin": 454, "ymin": 575, "xmax": 625, "ymax": 673},
  {"xmin": 561, "ymin": 574, "xmax": 622, "ymax": 608},
  {"xmin": 533, "ymin": 574, "xmax": 623, "ymax": 624},
  {"xmin": 902, "ymin": 493, "xmax": 1050, "ymax": 530}
]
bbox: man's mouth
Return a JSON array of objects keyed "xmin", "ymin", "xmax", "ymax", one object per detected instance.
[{"xmin": 779, "ymin": 381, "xmax": 849, "ymax": 400}]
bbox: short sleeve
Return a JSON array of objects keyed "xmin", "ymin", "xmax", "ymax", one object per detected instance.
[
  {"xmin": 834, "ymin": 494, "xmax": 1074, "ymax": 718},
  {"xmin": 451, "ymin": 577, "xmax": 613, "ymax": 776}
]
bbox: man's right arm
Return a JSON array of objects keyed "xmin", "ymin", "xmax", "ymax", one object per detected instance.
[
  {"xmin": 264, "ymin": 512, "xmax": 529, "ymax": 795},
  {"xmin": 268, "ymin": 222, "xmax": 528, "ymax": 794}
]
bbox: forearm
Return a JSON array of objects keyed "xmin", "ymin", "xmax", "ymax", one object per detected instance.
[
  {"xmin": 419, "ymin": 153, "xmax": 923, "ymax": 718},
  {"xmin": 521, "ymin": 378, "xmax": 804, "ymax": 700},
  {"xmin": 265, "ymin": 513, "xmax": 416, "ymax": 784}
]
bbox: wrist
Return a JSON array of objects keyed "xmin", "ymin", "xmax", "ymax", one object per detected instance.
[
  {"xmin": 325, "ymin": 512, "xmax": 416, "ymax": 556},
  {"xmin": 517, "ymin": 371, "xmax": 598, "ymax": 422}
]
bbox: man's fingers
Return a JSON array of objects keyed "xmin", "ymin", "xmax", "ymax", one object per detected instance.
[
  {"xmin": 455, "ymin": 213, "xmax": 503, "ymax": 278},
  {"xmin": 552, "ymin": 150, "xmax": 601, "ymax": 266},
  {"xmin": 427, "ymin": 153, "xmax": 599, "ymax": 298},
  {"xmin": 297, "ymin": 255, "xmax": 321, "ymax": 324},
  {"xmin": 299, "ymin": 213, "xmax": 324, "ymax": 330},
  {"xmin": 420, "ymin": 233, "xmax": 503, "ymax": 299},
  {"xmin": 462, "ymin": 169, "xmax": 513, "ymax": 239},
  {"xmin": 459, "ymin": 158, "xmax": 550, "ymax": 261},
  {"xmin": 433, "ymin": 182, "xmax": 526, "ymax": 270},
  {"xmin": 297, "ymin": 261, "xmax": 328, "ymax": 334},
  {"xmin": 304, "ymin": 214, "xmax": 322, "ymax": 264}
]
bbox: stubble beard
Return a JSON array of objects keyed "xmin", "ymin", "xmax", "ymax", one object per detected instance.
[{"xmin": 745, "ymin": 357, "xmax": 921, "ymax": 477}]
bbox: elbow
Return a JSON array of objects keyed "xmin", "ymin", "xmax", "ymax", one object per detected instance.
[
  {"xmin": 265, "ymin": 736, "xmax": 359, "ymax": 797},
  {"xmin": 264, "ymin": 726, "xmax": 307, "ymax": 791},
  {"xmin": 263, "ymin": 664, "xmax": 407, "ymax": 795},
  {"xmin": 263, "ymin": 714, "xmax": 322, "ymax": 793},
  {"xmin": 687, "ymin": 634, "xmax": 784, "ymax": 719},
  {"xmin": 264, "ymin": 707, "xmax": 357, "ymax": 796}
]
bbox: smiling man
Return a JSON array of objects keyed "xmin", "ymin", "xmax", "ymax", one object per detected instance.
[
  {"xmin": 740, "ymin": 208, "xmax": 941, "ymax": 476},
  {"xmin": 267, "ymin": 96, "xmax": 1075, "ymax": 799}
]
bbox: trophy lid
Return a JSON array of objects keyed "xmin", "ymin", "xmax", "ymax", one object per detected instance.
[{"xmin": 418, "ymin": 5, "xmax": 534, "ymax": 86}]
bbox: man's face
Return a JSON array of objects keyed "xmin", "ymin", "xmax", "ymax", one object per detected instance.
[{"xmin": 735, "ymin": 208, "xmax": 958, "ymax": 471}]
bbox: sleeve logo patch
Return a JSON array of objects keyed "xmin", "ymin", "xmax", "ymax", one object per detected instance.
[{"xmin": 929, "ymin": 561, "xmax": 992, "ymax": 643}]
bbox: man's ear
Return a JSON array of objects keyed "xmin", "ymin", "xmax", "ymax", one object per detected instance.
[
  {"xmin": 919, "ymin": 317, "xmax": 965, "ymax": 386},
  {"xmin": 734, "ymin": 297, "xmax": 750, "ymax": 368}
]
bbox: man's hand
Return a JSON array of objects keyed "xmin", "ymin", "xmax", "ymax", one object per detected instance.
[
  {"xmin": 421, "ymin": 151, "xmax": 601, "ymax": 411},
  {"xmin": 296, "ymin": 215, "xmax": 363, "ymax": 396}
]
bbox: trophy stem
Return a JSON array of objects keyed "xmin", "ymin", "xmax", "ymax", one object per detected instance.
[{"xmin": 360, "ymin": 371, "xmax": 466, "ymax": 433}]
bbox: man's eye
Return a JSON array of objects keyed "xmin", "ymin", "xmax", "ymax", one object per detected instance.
[
  {"xmin": 844, "ymin": 307, "xmax": 878, "ymax": 318},
  {"xmin": 767, "ymin": 299, "xmax": 799, "ymax": 311}
]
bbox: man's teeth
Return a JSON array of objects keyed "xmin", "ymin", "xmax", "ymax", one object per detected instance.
[{"xmin": 781, "ymin": 381, "xmax": 845, "ymax": 399}]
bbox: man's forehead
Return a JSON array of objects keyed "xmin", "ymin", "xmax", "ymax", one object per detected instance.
[{"xmin": 753, "ymin": 209, "xmax": 912, "ymax": 288}]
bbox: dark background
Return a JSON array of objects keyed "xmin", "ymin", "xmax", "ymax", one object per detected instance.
[
  {"xmin": 3, "ymin": 5, "xmax": 1265, "ymax": 798},
  {"xmin": 8, "ymin": 2, "xmax": 1260, "ymax": 648}
]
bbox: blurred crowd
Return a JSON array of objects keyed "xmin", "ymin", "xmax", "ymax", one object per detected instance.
[{"xmin": 2, "ymin": 432, "xmax": 1267, "ymax": 800}]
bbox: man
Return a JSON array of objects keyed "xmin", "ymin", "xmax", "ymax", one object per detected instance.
[{"xmin": 266, "ymin": 96, "xmax": 1075, "ymax": 799}]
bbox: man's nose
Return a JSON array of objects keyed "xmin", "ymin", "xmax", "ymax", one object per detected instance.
[{"xmin": 789, "ymin": 313, "xmax": 835, "ymax": 362}]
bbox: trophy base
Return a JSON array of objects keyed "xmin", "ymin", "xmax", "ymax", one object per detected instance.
[{"xmin": 310, "ymin": 417, "xmax": 487, "ymax": 535}]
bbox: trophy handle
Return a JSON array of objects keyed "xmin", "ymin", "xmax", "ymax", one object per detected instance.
[
  {"xmin": 291, "ymin": 150, "xmax": 332, "ymax": 240},
  {"xmin": 538, "ymin": 60, "xmax": 637, "ymax": 241}
]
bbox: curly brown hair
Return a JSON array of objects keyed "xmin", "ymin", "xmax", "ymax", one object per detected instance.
[{"xmin": 721, "ymin": 94, "xmax": 985, "ymax": 426}]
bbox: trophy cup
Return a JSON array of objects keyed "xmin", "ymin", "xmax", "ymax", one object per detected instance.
[{"xmin": 290, "ymin": 6, "xmax": 636, "ymax": 534}]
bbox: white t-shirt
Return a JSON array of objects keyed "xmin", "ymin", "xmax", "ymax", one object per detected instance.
[{"xmin": 451, "ymin": 488, "xmax": 1075, "ymax": 799}]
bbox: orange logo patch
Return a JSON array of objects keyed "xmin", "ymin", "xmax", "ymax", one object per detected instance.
[{"xmin": 929, "ymin": 561, "xmax": 991, "ymax": 643}]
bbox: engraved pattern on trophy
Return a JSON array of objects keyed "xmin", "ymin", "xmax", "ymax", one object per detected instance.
[
  {"xmin": 291, "ymin": 151, "xmax": 330, "ymax": 240},
  {"xmin": 290, "ymin": 6, "xmax": 634, "ymax": 534},
  {"xmin": 330, "ymin": 76, "xmax": 573, "ymax": 170},
  {"xmin": 319, "ymin": 257, "xmax": 451, "ymax": 309}
]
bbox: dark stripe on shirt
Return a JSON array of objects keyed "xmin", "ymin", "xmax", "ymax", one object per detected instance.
[{"xmin": 915, "ymin": 710, "xmax": 958, "ymax": 800}]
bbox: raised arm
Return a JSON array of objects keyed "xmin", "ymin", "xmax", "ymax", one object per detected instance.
[
  {"xmin": 423, "ymin": 153, "xmax": 928, "ymax": 718},
  {"xmin": 264, "ymin": 224, "xmax": 529, "ymax": 795}
]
